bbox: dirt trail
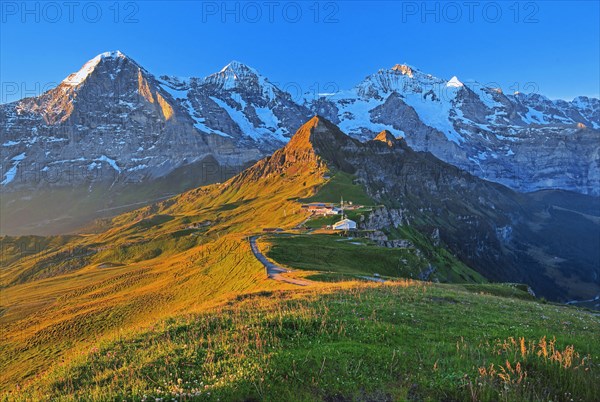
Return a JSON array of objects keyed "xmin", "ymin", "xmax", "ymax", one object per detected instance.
[{"xmin": 249, "ymin": 236, "xmax": 311, "ymax": 286}]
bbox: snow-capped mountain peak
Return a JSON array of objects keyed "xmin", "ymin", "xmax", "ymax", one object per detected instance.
[
  {"xmin": 200, "ymin": 60, "xmax": 286, "ymax": 109},
  {"xmin": 100, "ymin": 50, "xmax": 127, "ymax": 59},
  {"xmin": 219, "ymin": 60, "xmax": 258, "ymax": 75},
  {"xmin": 391, "ymin": 64, "xmax": 415, "ymax": 77},
  {"xmin": 62, "ymin": 50, "xmax": 128, "ymax": 86},
  {"xmin": 203, "ymin": 60, "xmax": 264, "ymax": 90},
  {"xmin": 355, "ymin": 63, "xmax": 445, "ymax": 99},
  {"xmin": 446, "ymin": 76, "xmax": 464, "ymax": 88}
]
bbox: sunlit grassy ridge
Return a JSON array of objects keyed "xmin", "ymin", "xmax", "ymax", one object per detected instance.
[
  {"xmin": 0, "ymin": 119, "xmax": 329, "ymax": 389},
  {"xmin": 0, "ymin": 234, "xmax": 288, "ymax": 387},
  {"xmin": 6, "ymin": 282, "xmax": 599, "ymax": 401}
]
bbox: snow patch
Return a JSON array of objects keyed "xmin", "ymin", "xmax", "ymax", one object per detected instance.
[
  {"xmin": 49, "ymin": 157, "xmax": 86, "ymax": 165},
  {"xmin": 158, "ymin": 81, "xmax": 190, "ymax": 100},
  {"xmin": 211, "ymin": 96, "xmax": 284, "ymax": 142},
  {"xmin": 447, "ymin": 76, "xmax": 464, "ymax": 88},
  {"xmin": 63, "ymin": 51, "xmax": 125, "ymax": 86},
  {"xmin": 128, "ymin": 164, "xmax": 148, "ymax": 172},
  {"xmin": 254, "ymin": 106, "xmax": 288, "ymax": 141},
  {"xmin": 183, "ymin": 99, "xmax": 232, "ymax": 138},
  {"xmin": 1, "ymin": 152, "xmax": 26, "ymax": 185},
  {"xmin": 96, "ymin": 155, "xmax": 121, "ymax": 173},
  {"xmin": 522, "ymin": 107, "xmax": 548, "ymax": 124}
]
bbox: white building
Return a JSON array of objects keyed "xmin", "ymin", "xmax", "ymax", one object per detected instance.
[{"xmin": 333, "ymin": 218, "xmax": 357, "ymax": 231}]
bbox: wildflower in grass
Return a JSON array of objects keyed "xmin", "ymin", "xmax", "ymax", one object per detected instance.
[
  {"xmin": 538, "ymin": 336, "xmax": 548, "ymax": 359},
  {"xmin": 520, "ymin": 337, "xmax": 527, "ymax": 359},
  {"xmin": 476, "ymin": 335, "xmax": 592, "ymax": 400}
]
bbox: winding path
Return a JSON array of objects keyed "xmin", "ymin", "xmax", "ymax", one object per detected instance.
[{"xmin": 249, "ymin": 236, "xmax": 311, "ymax": 286}]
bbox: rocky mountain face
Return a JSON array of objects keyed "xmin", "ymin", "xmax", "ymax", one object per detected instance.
[
  {"xmin": 158, "ymin": 61, "xmax": 313, "ymax": 152},
  {"xmin": 306, "ymin": 65, "xmax": 600, "ymax": 196},
  {"xmin": 1, "ymin": 52, "xmax": 598, "ymax": 234},
  {"xmin": 158, "ymin": 61, "xmax": 600, "ymax": 197},
  {"xmin": 292, "ymin": 117, "xmax": 599, "ymax": 301},
  {"xmin": 0, "ymin": 51, "xmax": 259, "ymax": 191}
]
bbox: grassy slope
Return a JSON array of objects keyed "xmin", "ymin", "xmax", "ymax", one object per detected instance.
[
  {"xmin": 296, "ymin": 171, "xmax": 486, "ymax": 282},
  {"xmin": 0, "ymin": 143, "xmax": 327, "ymax": 389},
  {"xmin": 6, "ymin": 282, "xmax": 599, "ymax": 401},
  {"xmin": 301, "ymin": 171, "xmax": 375, "ymax": 205},
  {"xmin": 0, "ymin": 158, "xmax": 243, "ymax": 236},
  {"xmin": 392, "ymin": 225, "xmax": 487, "ymax": 283},
  {"xmin": 262, "ymin": 234, "xmax": 485, "ymax": 283},
  {"xmin": 270, "ymin": 168, "xmax": 485, "ymax": 284}
]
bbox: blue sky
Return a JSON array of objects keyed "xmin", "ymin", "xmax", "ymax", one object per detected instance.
[{"xmin": 1, "ymin": 1, "xmax": 598, "ymax": 103}]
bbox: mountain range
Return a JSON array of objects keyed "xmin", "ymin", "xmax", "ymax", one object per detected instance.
[{"xmin": 1, "ymin": 51, "xmax": 599, "ymax": 234}]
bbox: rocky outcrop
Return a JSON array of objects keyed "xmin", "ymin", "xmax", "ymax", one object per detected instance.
[{"xmin": 361, "ymin": 206, "xmax": 407, "ymax": 230}]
